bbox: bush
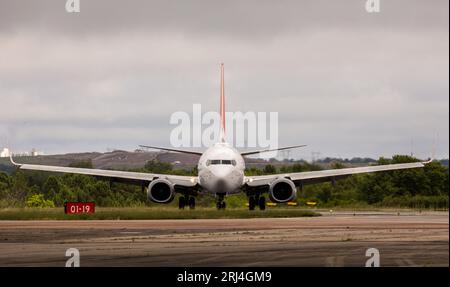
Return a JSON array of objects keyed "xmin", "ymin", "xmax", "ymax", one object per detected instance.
[
  {"xmin": 379, "ymin": 195, "xmax": 448, "ymax": 209},
  {"xmin": 26, "ymin": 194, "xmax": 55, "ymax": 208}
]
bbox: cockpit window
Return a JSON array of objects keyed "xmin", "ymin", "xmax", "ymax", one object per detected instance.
[{"xmin": 206, "ymin": 159, "xmax": 237, "ymax": 166}]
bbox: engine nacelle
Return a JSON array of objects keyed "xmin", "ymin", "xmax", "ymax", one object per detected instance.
[
  {"xmin": 269, "ymin": 178, "xmax": 297, "ymax": 203},
  {"xmin": 147, "ymin": 178, "xmax": 175, "ymax": 203}
]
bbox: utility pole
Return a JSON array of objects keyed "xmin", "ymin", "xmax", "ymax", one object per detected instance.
[{"xmin": 311, "ymin": 151, "xmax": 321, "ymax": 163}]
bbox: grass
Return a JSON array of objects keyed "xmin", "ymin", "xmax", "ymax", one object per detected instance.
[{"xmin": 0, "ymin": 207, "xmax": 320, "ymax": 220}]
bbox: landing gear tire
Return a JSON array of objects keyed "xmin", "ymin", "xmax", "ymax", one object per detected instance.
[
  {"xmin": 188, "ymin": 197, "xmax": 196, "ymax": 210},
  {"xmin": 258, "ymin": 196, "xmax": 266, "ymax": 210},
  {"xmin": 216, "ymin": 193, "xmax": 226, "ymax": 210},
  {"xmin": 249, "ymin": 197, "xmax": 256, "ymax": 211},
  {"xmin": 216, "ymin": 201, "xmax": 226, "ymax": 210},
  {"xmin": 179, "ymin": 196, "xmax": 186, "ymax": 209}
]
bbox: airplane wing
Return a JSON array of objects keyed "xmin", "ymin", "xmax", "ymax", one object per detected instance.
[
  {"xmin": 9, "ymin": 155, "xmax": 197, "ymax": 187},
  {"xmin": 241, "ymin": 144, "xmax": 307, "ymax": 156},
  {"xmin": 246, "ymin": 161, "xmax": 427, "ymax": 187}
]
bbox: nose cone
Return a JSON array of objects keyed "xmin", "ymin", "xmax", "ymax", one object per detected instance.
[
  {"xmin": 209, "ymin": 165, "xmax": 233, "ymax": 178},
  {"xmin": 198, "ymin": 162, "xmax": 244, "ymax": 194},
  {"xmin": 214, "ymin": 179, "xmax": 228, "ymax": 193},
  {"xmin": 209, "ymin": 166, "xmax": 233, "ymax": 193}
]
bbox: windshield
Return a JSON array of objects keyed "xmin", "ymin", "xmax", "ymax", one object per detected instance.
[{"xmin": 206, "ymin": 159, "xmax": 237, "ymax": 166}]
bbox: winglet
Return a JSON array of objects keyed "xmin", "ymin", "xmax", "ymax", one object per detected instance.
[
  {"xmin": 423, "ymin": 135, "xmax": 438, "ymax": 164},
  {"xmin": 9, "ymin": 153, "xmax": 20, "ymax": 167}
]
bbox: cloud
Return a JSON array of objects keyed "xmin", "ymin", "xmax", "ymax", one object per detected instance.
[
  {"xmin": 0, "ymin": 0, "xmax": 448, "ymax": 159},
  {"xmin": 0, "ymin": 0, "xmax": 447, "ymax": 36}
]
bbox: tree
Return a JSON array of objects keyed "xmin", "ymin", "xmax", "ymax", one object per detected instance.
[
  {"xmin": 144, "ymin": 160, "xmax": 172, "ymax": 173},
  {"xmin": 0, "ymin": 172, "xmax": 11, "ymax": 196},
  {"xmin": 9, "ymin": 170, "xmax": 30, "ymax": 205},
  {"xmin": 43, "ymin": 176, "xmax": 62, "ymax": 199},
  {"xmin": 263, "ymin": 164, "xmax": 277, "ymax": 174}
]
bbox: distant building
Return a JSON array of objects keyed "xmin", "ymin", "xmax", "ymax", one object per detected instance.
[
  {"xmin": 0, "ymin": 148, "xmax": 43, "ymax": 157},
  {"xmin": 30, "ymin": 148, "xmax": 43, "ymax": 156},
  {"xmin": 0, "ymin": 148, "xmax": 10, "ymax": 158}
]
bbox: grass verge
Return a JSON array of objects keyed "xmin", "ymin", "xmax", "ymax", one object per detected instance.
[{"xmin": 0, "ymin": 207, "xmax": 320, "ymax": 220}]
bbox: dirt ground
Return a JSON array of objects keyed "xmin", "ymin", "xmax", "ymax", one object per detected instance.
[{"xmin": 0, "ymin": 211, "xmax": 448, "ymax": 267}]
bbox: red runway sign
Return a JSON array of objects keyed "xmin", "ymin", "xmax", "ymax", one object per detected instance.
[{"xmin": 64, "ymin": 202, "xmax": 95, "ymax": 214}]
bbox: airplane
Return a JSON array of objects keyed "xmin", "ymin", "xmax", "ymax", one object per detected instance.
[{"xmin": 10, "ymin": 63, "xmax": 430, "ymax": 210}]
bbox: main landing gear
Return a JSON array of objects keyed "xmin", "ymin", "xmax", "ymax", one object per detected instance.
[
  {"xmin": 179, "ymin": 196, "xmax": 196, "ymax": 210},
  {"xmin": 216, "ymin": 193, "xmax": 226, "ymax": 210},
  {"xmin": 248, "ymin": 195, "xmax": 266, "ymax": 211}
]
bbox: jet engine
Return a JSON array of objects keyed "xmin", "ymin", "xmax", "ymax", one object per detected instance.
[
  {"xmin": 268, "ymin": 178, "xmax": 297, "ymax": 203},
  {"xmin": 147, "ymin": 178, "xmax": 175, "ymax": 203}
]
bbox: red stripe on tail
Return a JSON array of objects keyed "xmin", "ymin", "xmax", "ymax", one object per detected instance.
[{"xmin": 220, "ymin": 63, "xmax": 226, "ymax": 142}]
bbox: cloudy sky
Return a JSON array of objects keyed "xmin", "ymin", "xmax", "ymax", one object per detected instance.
[{"xmin": 0, "ymin": 0, "xmax": 448, "ymax": 160}]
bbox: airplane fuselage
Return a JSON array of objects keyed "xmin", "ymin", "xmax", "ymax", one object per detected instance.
[{"xmin": 197, "ymin": 142, "xmax": 245, "ymax": 195}]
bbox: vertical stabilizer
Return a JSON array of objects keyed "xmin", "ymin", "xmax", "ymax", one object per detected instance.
[{"xmin": 220, "ymin": 63, "xmax": 226, "ymax": 142}]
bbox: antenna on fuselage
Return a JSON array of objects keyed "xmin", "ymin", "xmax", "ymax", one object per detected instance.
[{"xmin": 219, "ymin": 63, "xmax": 226, "ymax": 143}]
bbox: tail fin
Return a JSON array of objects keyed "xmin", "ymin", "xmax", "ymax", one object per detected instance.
[{"xmin": 219, "ymin": 63, "xmax": 226, "ymax": 142}]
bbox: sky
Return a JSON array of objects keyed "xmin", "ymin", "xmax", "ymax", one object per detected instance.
[{"xmin": 0, "ymin": 0, "xmax": 448, "ymax": 160}]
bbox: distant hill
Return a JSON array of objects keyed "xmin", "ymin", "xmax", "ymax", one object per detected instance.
[
  {"xmin": 0, "ymin": 150, "xmax": 158, "ymax": 172},
  {"xmin": 0, "ymin": 150, "xmax": 284, "ymax": 171}
]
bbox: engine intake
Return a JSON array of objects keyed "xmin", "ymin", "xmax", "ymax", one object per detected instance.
[
  {"xmin": 269, "ymin": 178, "xmax": 297, "ymax": 203},
  {"xmin": 147, "ymin": 178, "xmax": 175, "ymax": 203}
]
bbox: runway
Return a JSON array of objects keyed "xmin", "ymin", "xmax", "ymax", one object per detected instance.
[{"xmin": 0, "ymin": 211, "xmax": 448, "ymax": 267}]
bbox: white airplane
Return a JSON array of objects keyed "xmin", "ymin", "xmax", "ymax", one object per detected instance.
[{"xmin": 10, "ymin": 64, "xmax": 429, "ymax": 210}]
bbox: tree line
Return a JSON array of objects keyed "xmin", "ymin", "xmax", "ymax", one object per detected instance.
[{"xmin": 0, "ymin": 155, "xmax": 448, "ymax": 209}]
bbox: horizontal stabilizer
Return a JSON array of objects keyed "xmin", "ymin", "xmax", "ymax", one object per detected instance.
[
  {"xmin": 139, "ymin": 145, "xmax": 203, "ymax": 156},
  {"xmin": 241, "ymin": 144, "xmax": 307, "ymax": 156}
]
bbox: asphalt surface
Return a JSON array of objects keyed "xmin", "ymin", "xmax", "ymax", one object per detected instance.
[{"xmin": 0, "ymin": 211, "xmax": 448, "ymax": 267}]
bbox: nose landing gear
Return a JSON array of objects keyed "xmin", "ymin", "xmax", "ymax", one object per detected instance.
[
  {"xmin": 216, "ymin": 193, "xmax": 226, "ymax": 210},
  {"xmin": 216, "ymin": 201, "xmax": 226, "ymax": 210}
]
